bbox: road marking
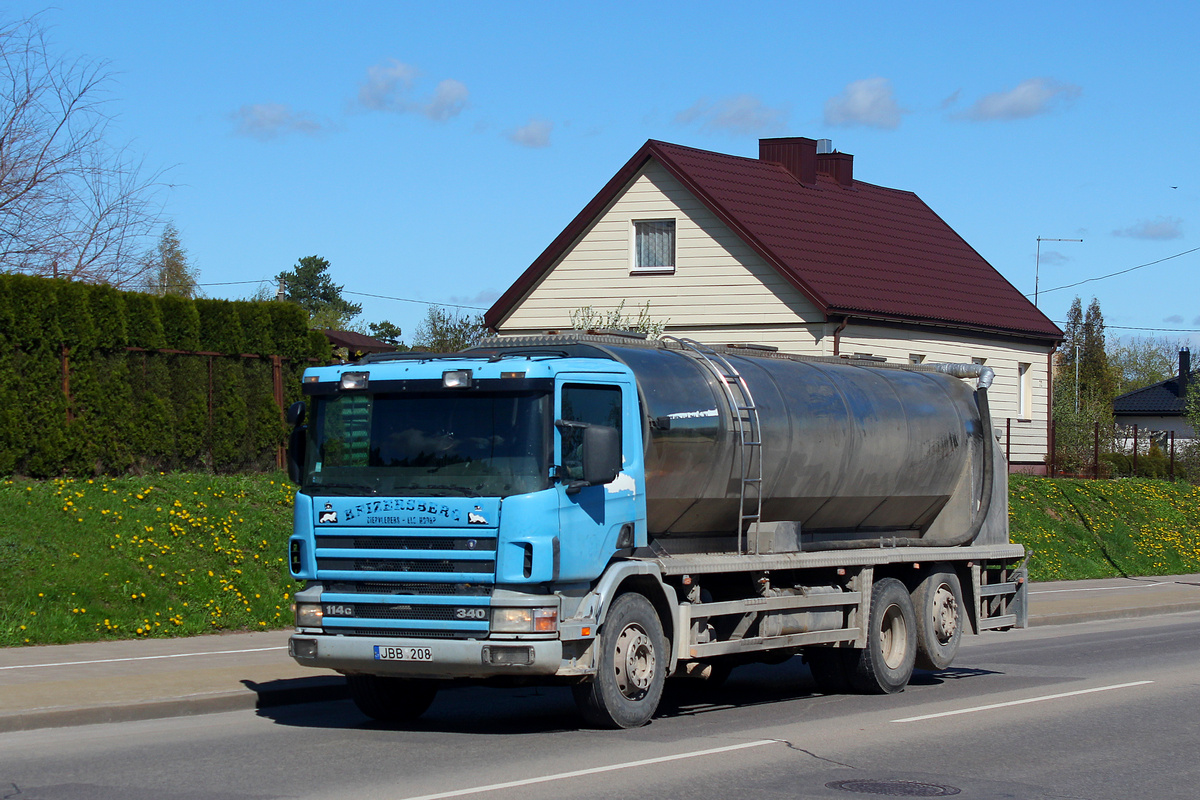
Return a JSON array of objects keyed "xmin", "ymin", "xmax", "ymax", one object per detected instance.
[
  {"xmin": 394, "ymin": 739, "xmax": 779, "ymax": 800},
  {"xmin": 0, "ymin": 646, "xmax": 281, "ymax": 671},
  {"xmin": 892, "ymin": 680, "xmax": 1154, "ymax": 723},
  {"xmin": 1030, "ymin": 583, "xmax": 1167, "ymax": 595}
]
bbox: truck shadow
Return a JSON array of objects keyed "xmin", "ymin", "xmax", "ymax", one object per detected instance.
[{"xmin": 249, "ymin": 660, "xmax": 1002, "ymax": 733}]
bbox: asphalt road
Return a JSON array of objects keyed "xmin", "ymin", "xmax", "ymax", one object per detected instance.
[{"xmin": 2, "ymin": 610, "xmax": 1197, "ymax": 800}]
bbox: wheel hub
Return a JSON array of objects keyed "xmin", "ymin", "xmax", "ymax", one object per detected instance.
[
  {"xmin": 931, "ymin": 585, "xmax": 959, "ymax": 644},
  {"xmin": 879, "ymin": 603, "xmax": 909, "ymax": 670},
  {"xmin": 614, "ymin": 624, "xmax": 655, "ymax": 698}
]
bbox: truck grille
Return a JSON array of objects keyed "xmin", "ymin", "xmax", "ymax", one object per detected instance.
[
  {"xmin": 327, "ymin": 581, "xmax": 491, "ymax": 597},
  {"xmin": 318, "ymin": 558, "xmax": 493, "ymax": 574},
  {"xmin": 315, "ymin": 528, "xmax": 496, "ymax": 640},
  {"xmin": 315, "ymin": 535, "xmax": 496, "ymax": 552}
]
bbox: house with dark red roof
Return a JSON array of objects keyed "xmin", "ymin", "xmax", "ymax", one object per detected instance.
[
  {"xmin": 1113, "ymin": 349, "xmax": 1195, "ymax": 441},
  {"xmin": 485, "ymin": 137, "xmax": 1062, "ymax": 471}
]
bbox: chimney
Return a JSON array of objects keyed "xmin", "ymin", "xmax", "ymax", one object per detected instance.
[
  {"xmin": 759, "ymin": 137, "xmax": 817, "ymax": 185},
  {"xmin": 816, "ymin": 150, "xmax": 854, "ymax": 187},
  {"xmin": 1180, "ymin": 348, "xmax": 1191, "ymax": 399}
]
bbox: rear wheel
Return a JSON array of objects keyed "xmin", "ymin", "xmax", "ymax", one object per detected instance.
[
  {"xmin": 346, "ymin": 674, "xmax": 438, "ymax": 722},
  {"xmin": 573, "ymin": 592, "xmax": 666, "ymax": 728},
  {"xmin": 848, "ymin": 577, "xmax": 916, "ymax": 694},
  {"xmin": 912, "ymin": 566, "xmax": 964, "ymax": 671}
]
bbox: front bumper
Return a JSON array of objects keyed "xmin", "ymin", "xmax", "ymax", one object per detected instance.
[{"xmin": 289, "ymin": 634, "xmax": 564, "ymax": 679}]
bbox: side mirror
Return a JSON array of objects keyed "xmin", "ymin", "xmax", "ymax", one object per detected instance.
[
  {"xmin": 285, "ymin": 401, "xmax": 307, "ymax": 485},
  {"xmin": 581, "ymin": 424, "xmax": 621, "ymax": 487},
  {"xmin": 286, "ymin": 401, "xmax": 306, "ymax": 427},
  {"xmin": 286, "ymin": 426, "xmax": 306, "ymax": 485}
]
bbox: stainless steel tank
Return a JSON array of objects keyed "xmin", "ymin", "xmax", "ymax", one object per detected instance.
[{"xmin": 474, "ymin": 333, "xmax": 1001, "ymax": 549}]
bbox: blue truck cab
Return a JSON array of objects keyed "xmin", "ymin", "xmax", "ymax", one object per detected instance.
[{"xmin": 287, "ymin": 348, "xmax": 656, "ymax": 714}]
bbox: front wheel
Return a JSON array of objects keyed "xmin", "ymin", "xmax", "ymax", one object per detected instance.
[
  {"xmin": 346, "ymin": 674, "xmax": 438, "ymax": 722},
  {"xmin": 848, "ymin": 577, "xmax": 917, "ymax": 694},
  {"xmin": 573, "ymin": 592, "xmax": 667, "ymax": 728}
]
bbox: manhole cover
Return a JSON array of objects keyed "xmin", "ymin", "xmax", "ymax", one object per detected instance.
[{"xmin": 825, "ymin": 779, "xmax": 961, "ymax": 797}]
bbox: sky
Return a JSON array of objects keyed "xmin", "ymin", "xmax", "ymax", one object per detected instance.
[{"xmin": 8, "ymin": 0, "xmax": 1198, "ymax": 351}]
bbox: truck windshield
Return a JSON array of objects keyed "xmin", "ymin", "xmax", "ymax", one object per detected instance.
[{"xmin": 304, "ymin": 390, "xmax": 549, "ymax": 497}]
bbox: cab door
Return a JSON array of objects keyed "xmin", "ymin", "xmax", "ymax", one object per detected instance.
[{"xmin": 555, "ymin": 376, "xmax": 641, "ymax": 581}]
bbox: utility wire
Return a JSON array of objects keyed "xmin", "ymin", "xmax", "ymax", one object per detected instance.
[
  {"xmin": 343, "ymin": 290, "xmax": 488, "ymax": 311},
  {"xmin": 1057, "ymin": 322, "xmax": 1200, "ymax": 333},
  {"xmin": 163, "ymin": 279, "xmax": 489, "ymax": 311},
  {"xmin": 1029, "ymin": 245, "xmax": 1200, "ymax": 297}
]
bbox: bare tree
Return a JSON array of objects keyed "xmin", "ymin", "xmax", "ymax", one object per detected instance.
[{"xmin": 0, "ymin": 14, "xmax": 164, "ymax": 286}]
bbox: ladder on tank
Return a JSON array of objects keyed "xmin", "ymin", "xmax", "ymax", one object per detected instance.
[{"xmin": 663, "ymin": 337, "xmax": 764, "ymax": 555}]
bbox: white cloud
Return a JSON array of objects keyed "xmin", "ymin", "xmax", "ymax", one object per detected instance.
[
  {"xmin": 824, "ymin": 78, "xmax": 905, "ymax": 130},
  {"xmin": 675, "ymin": 94, "xmax": 788, "ymax": 135},
  {"xmin": 358, "ymin": 60, "xmax": 419, "ymax": 110},
  {"xmin": 448, "ymin": 289, "xmax": 501, "ymax": 307},
  {"xmin": 357, "ymin": 60, "xmax": 468, "ymax": 120},
  {"xmin": 1038, "ymin": 250, "xmax": 1072, "ymax": 266},
  {"xmin": 508, "ymin": 118, "xmax": 553, "ymax": 148},
  {"xmin": 1113, "ymin": 217, "xmax": 1184, "ymax": 240},
  {"xmin": 423, "ymin": 79, "xmax": 469, "ymax": 121},
  {"xmin": 230, "ymin": 103, "xmax": 323, "ymax": 140},
  {"xmin": 1164, "ymin": 315, "xmax": 1185, "ymax": 324},
  {"xmin": 959, "ymin": 77, "xmax": 1081, "ymax": 121}
]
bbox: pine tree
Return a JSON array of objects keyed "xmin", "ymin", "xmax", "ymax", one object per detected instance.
[
  {"xmin": 144, "ymin": 223, "xmax": 200, "ymax": 298},
  {"xmin": 276, "ymin": 255, "xmax": 362, "ymax": 330}
]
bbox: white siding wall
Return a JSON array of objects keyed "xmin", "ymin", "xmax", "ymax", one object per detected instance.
[
  {"xmin": 498, "ymin": 158, "xmax": 1054, "ymax": 468},
  {"xmin": 500, "ymin": 161, "xmax": 827, "ymax": 333}
]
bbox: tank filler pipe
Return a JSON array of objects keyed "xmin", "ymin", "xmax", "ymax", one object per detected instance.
[{"xmin": 802, "ymin": 364, "xmax": 996, "ymax": 551}]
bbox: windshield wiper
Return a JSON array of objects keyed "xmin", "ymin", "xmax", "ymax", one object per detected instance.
[
  {"xmin": 304, "ymin": 483, "xmax": 379, "ymax": 496},
  {"xmin": 403, "ymin": 484, "xmax": 482, "ymax": 497}
]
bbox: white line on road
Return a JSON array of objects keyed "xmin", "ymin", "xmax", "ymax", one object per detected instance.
[
  {"xmin": 892, "ymin": 680, "xmax": 1155, "ymax": 723},
  {"xmin": 1029, "ymin": 583, "xmax": 1167, "ymax": 595},
  {"xmin": 393, "ymin": 739, "xmax": 780, "ymax": 800},
  {"xmin": 0, "ymin": 646, "xmax": 282, "ymax": 671}
]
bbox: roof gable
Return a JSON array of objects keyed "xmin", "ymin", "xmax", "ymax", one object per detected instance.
[{"xmin": 487, "ymin": 139, "xmax": 1062, "ymax": 342}]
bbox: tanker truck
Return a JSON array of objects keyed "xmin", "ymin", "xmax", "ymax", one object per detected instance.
[{"xmin": 285, "ymin": 331, "xmax": 1026, "ymax": 728}]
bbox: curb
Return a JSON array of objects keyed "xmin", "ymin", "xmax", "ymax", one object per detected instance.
[
  {"xmin": 1027, "ymin": 601, "xmax": 1200, "ymax": 628},
  {"xmin": 0, "ymin": 676, "xmax": 348, "ymax": 733}
]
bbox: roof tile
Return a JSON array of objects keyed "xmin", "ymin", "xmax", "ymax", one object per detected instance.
[{"xmin": 488, "ymin": 139, "xmax": 1062, "ymax": 341}]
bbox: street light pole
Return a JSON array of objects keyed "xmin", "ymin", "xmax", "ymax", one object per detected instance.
[{"xmin": 1034, "ymin": 236, "xmax": 1083, "ymax": 307}]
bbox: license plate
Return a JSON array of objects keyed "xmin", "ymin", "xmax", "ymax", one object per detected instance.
[{"xmin": 373, "ymin": 645, "xmax": 433, "ymax": 662}]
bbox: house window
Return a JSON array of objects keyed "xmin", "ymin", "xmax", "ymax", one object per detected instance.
[
  {"xmin": 632, "ymin": 220, "xmax": 675, "ymax": 274},
  {"xmin": 909, "ymin": 354, "xmax": 925, "ymax": 365},
  {"xmin": 1018, "ymin": 362, "xmax": 1032, "ymax": 419}
]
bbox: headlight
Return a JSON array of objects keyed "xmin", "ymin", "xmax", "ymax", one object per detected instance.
[
  {"xmin": 340, "ymin": 372, "xmax": 369, "ymax": 391},
  {"xmin": 295, "ymin": 602, "xmax": 324, "ymax": 628},
  {"xmin": 491, "ymin": 607, "xmax": 557, "ymax": 633}
]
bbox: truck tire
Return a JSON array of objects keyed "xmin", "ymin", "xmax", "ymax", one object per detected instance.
[
  {"xmin": 848, "ymin": 577, "xmax": 916, "ymax": 694},
  {"xmin": 911, "ymin": 566, "xmax": 964, "ymax": 671},
  {"xmin": 572, "ymin": 592, "xmax": 666, "ymax": 728},
  {"xmin": 346, "ymin": 674, "xmax": 438, "ymax": 722}
]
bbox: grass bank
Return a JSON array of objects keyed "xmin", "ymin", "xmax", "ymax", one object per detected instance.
[
  {"xmin": 1, "ymin": 472, "xmax": 299, "ymax": 647},
  {"xmin": 1009, "ymin": 474, "xmax": 1200, "ymax": 581},
  {"xmin": 3, "ymin": 472, "xmax": 1198, "ymax": 646}
]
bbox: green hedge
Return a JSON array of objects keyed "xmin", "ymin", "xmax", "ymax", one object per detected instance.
[{"xmin": 0, "ymin": 274, "xmax": 330, "ymax": 477}]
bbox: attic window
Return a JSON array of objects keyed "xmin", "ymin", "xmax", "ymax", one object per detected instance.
[{"xmin": 632, "ymin": 220, "xmax": 675, "ymax": 274}]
